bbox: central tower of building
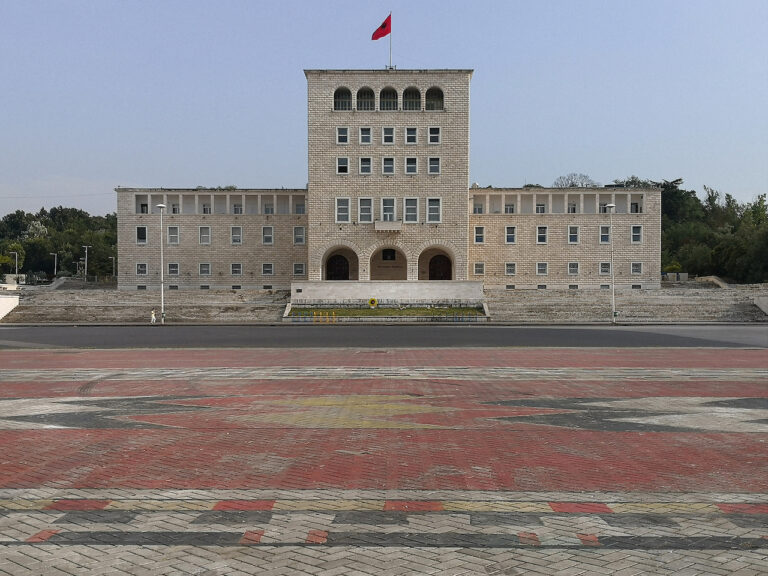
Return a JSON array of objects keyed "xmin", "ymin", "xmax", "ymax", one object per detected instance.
[{"xmin": 305, "ymin": 69, "xmax": 472, "ymax": 282}]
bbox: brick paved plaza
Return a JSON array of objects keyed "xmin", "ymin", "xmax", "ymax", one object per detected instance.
[{"xmin": 0, "ymin": 347, "xmax": 766, "ymax": 574}]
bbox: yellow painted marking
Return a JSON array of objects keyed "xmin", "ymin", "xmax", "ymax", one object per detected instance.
[{"xmin": 0, "ymin": 499, "xmax": 54, "ymax": 510}]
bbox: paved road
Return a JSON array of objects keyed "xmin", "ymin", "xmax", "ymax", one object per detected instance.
[{"xmin": 0, "ymin": 323, "xmax": 766, "ymax": 349}]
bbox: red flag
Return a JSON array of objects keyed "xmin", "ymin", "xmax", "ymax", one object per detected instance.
[{"xmin": 372, "ymin": 14, "xmax": 391, "ymax": 40}]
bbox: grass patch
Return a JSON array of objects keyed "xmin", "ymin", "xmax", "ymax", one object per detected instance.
[{"xmin": 290, "ymin": 306, "xmax": 484, "ymax": 317}]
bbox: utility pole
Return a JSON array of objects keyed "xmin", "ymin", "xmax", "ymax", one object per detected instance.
[
  {"xmin": 82, "ymin": 246, "xmax": 92, "ymax": 282},
  {"xmin": 50, "ymin": 252, "xmax": 58, "ymax": 277}
]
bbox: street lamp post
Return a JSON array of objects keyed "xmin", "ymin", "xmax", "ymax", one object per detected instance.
[
  {"xmin": 50, "ymin": 253, "xmax": 58, "ymax": 277},
  {"xmin": 9, "ymin": 251, "xmax": 18, "ymax": 283},
  {"xmin": 606, "ymin": 203, "xmax": 616, "ymax": 324},
  {"xmin": 156, "ymin": 204, "xmax": 166, "ymax": 324},
  {"xmin": 82, "ymin": 246, "xmax": 92, "ymax": 282}
]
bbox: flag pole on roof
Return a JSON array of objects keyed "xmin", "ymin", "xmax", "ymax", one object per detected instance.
[{"xmin": 372, "ymin": 13, "xmax": 393, "ymax": 69}]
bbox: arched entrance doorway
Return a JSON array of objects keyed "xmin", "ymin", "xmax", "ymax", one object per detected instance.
[
  {"xmin": 323, "ymin": 247, "xmax": 359, "ymax": 280},
  {"xmin": 428, "ymin": 255, "xmax": 452, "ymax": 280},
  {"xmin": 370, "ymin": 247, "xmax": 407, "ymax": 280}
]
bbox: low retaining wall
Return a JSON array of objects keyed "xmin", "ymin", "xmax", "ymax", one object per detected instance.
[{"xmin": 290, "ymin": 281, "xmax": 484, "ymax": 306}]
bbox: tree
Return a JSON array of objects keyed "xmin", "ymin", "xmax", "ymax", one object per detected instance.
[
  {"xmin": 612, "ymin": 175, "xmax": 655, "ymax": 188},
  {"xmin": 552, "ymin": 173, "xmax": 599, "ymax": 188}
]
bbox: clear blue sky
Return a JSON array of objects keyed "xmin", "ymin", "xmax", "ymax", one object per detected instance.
[{"xmin": 1, "ymin": 0, "xmax": 766, "ymax": 216}]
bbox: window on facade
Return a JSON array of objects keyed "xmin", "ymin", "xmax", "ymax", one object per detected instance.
[
  {"xmin": 356, "ymin": 87, "xmax": 374, "ymax": 110},
  {"xmin": 136, "ymin": 263, "xmax": 147, "ymax": 275},
  {"xmin": 200, "ymin": 285, "xmax": 210, "ymax": 290},
  {"xmin": 336, "ymin": 127, "xmax": 348, "ymax": 144},
  {"xmin": 263, "ymin": 203, "xmax": 274, "ymax": 214},
  {"xmin": 232, "ymin": 285, "xmax": 241, "ymax": 290},
  {"xmin": 139, "ymin": 203, "xmax": 148, "ymax": 214},
  {"xmin": 505, "ymin": 226, "xmax": 516, "ymax": 244},
  {"xmin": 382, "ymin": 127, "xmax": 394, "ymax": 144},
  {"xmin": 262, "ymin": 226, "xmax": 273, "ymax": 245},
  {"xmin": 232, "ymin": 203, "xmax": 242, "ymax": 214},
  {"xmin": 535, "ymin": 203, "xmax": 546, "ymax": 214},
  {"xmin": 632, "ymin": 225, "xmax": 643, "ymax": 243},
  {"xmin": 404, "ymin": 198, "xmax": 418, "ymax": 223},
  {"xmin": 169, "ymin": 285, "xmax": 178, "ymax": 290},
  {"xmin": 474, "ymin": 262, "xmax": 485, "ymax": 275},
  {"xmin": 336, "ymin": 157, "xmax": 349, "ymax": 174},
  {"xmin": 600, "ymin": 262, "xmax": 611, "ymax": 275},
  {"xmin": 382, "ymin": 198, "xmax": 395, "ymax": 221},
  {"xmin": 600, "ymin": 225, "xmax": 611, "ymax": 244},
  {"xmin": 568, "ymin": 202, "xmax": 578, "ymax": 213},
  {"xmin": 568, "ymin": 226, "xmax": 579, "ymax": 244},
  {"xmin": 475, "ymin": 226, "xmax": 485, "ymax": 243},
  {"xmin": 569, "ymin": 284, "xmax": 579, "ymax": 290},
  {"xmin": 231, "ymin": 263, "xmax": 242, "ymax": 276},
  {"xmin": 403, "ymin": 87, "xmax": 421, "ymax": 110},
  {"xmin": 599, "ymin": 203, "xmax": 609, "ymax": 214},
  {"xmin": 199, "ymin": 263, "xmax": 211, "ymax": 276},
  {"xmin": 231, "ymin": 226, "xmax": 242, "ymax": 245},
  {"xmin": 428, "ymin": 157, "xmax": 440, "ymax": 174},
  {"xmin": 333, "ymin": 87, "xmax": 352, "ymax": 110},
  {"xmin": 405, "ymin": 157, "xmax": 417, "ymax": 174},
  {"xmin": 295, "ymin": 203, "xmax": 305, "ymax": 215},
  {"xmin": 568, "ymin": 262, "xmax": 579, "ymax": 275},
  {"xmin": 504, "ymin": 203, "xmax": 515, "ymax": 214},
  {"xmin": 429, "ymin": 127, "xmax": 441, "ymax": 144},
  {"xmin": 336, "ymin": 198, "xmax": 350, "ymax": 223},
  {"xmin": 293, "ymin": 263, "xmax": 306, "ymax": 276},
  {"xmin": 632, "ymin": 262, "xmax": 643, "ymax": 274},
  {"xmin": 382, "ymin": 249, "xmax": 396, "ymax": 261},
  {"xmin": 359, "ymin": 198, "xmax": 373, "ymax": 223},
  {"xmin": 537, "ymin": 226, "xmax": 548, "ymax": 243},
  {"xmin": 202, "ymin": 204, "xmax": 211, "ymax": 214},
  {"xmin": 631, "ymin": 202, "xmax": 641, "ymax": 213},
  {"xmin": 293, "ymin": 226, "xmax": 305, "ymax": 245},
  {"xmin": 262, "ymin": 263, "xmax": 273, "ymax": 276},
  {"xmin": 427, "ymin": 198, "xmax": 441, "ymax": 222},
  {"xmin": 425, "ymin": 87, "xmax": 444, "ymax": 110},
  {"xmin": 359, "ymin": 127, "xmax": 371, "ymax": 144},
  {"xmin": 505, "ymin": 262, "xmax": 516, "ymax": 275},
  {"xmin": 199, "ymin": 226, "xmax": 210, "ymax": 245},
  {"xmin": 137, "ymin": 285, "xmax": 147, "ymax": 290},
  {"xmin": 382, "ymin": 157, "xmax": 395, "ymax": 174},
  {"xmin": 171, "ymin": 203, "xmax": 180, "ymax": 214},
  {"xmin": 136, "ymin": 226, "xmax": 147, "ymax": 244},
  {"xmin": 168, "ymin": 263, "xmax": 179, "ymax": 276},
  {"xmin": 473, "ymin": 203, "xmax": 483, "ymax": 214},
  {"xmin": 537, "ymin": 262, "xmax": 548, "ymax": 275},
  {"xmin": 359, "ymin": 157, "xmax": 372, "ymax": 174},
  {"xmin": 405, "ymin": 127, "xmax": 417, "ymax": 144},
  {"xmin": 380, "ymin": 88, "xmax": 397, "ymax": 110}
]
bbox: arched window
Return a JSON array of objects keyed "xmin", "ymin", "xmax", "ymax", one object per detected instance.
[
  {"xmin": 356, "ymin": 88, "xmax": 375, "ymax": 111},
  {"xmin": 334, "ymin": 88, "xmax": 352, "ymax": 111},
  {"xmin": 380, "ymin": 87, "xmax": 398, "ymax": 111},
  {"xmin": 403, "ymin": 87, "xmax": 421, "ymax": 111},
  {"xmin": 425, "ymin": 87, "xmax": 444, "ymax": 111}
]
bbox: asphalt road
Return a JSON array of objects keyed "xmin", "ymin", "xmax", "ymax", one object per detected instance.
[{"xmin": 0, "ymin": 324, "xmax": 766, "ymax": 349}]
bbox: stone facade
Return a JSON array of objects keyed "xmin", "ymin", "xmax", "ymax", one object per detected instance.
[{"xmin": 116, "ymin": 68, "xmax": 660, "ymax": 292}]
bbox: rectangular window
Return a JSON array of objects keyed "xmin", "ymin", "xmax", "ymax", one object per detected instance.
[
  {"xmin": 505, "ymin": 262, "xmax": 516, "ymax": 275},
  {"xmin": 537, "ymin": 226, "xmax": 548, "ymax": 244},
  {"xmin": 382, "ymin": 127, "xmax": 394, "ymax": 144},
  {"xmin": 336, "ymin": 127, "xmax": 348, "ymax": 144},
  {"xmin": 200, "ymin": 285, "xmax": 210, "ymax": 290},
  {"xmin": 359, "ymin": 127, "xmax": 371, "ymax": 144},
  {"xmin": 168, "ymin": 263, "xmax": 179, "ymax": 276},
  {"xmin": 263, "ymin": 203, "xmax": 274, "ymax": 214},
  {"xmin": 382, "ymin": 157, "xmax": 395, "ymax": 174},
  {"xmin": 199, "ymin": 263, "xmax": 211, "ymax": 276},
  {"xmin": 599, "ymin": 203, "xmax": 609, "ymax": 214},
  {"xmin": 429, "ymin": 127, "xmax": 440, "ymax": 144},
  {"xmin": 428, "ymin": 157, "xmax": 440, "ymax": 174},
  {"xmin": 359, "ymin": 157, "xmax": 372, "ymax": 174},
  {"xmin": 336, "ymin": 157, "xmax": 349, "ymax": 174},
  {"xmin": 568, "ymin": 225, "xmax": 579, "ymax": 244},
  {"xmin": 404, "ymin": 198, "xmax": 418, "ymax": 223},
  {"xmin": 232, "ymin": 203, "xmax": 243, "ymax": 214},
  {"xmin": 139, "ymin": 203, "xmax": 148, "ymax": 214},
  {"xmin": 632, "ymin": 262, "xmax": 643, "ymax": 275},
  {"xmin": 473, "ymin": 203, "xmax": 483, "ymax": 214},
  {"xmin": 336, "ymin": 198, "xmax": 350, "ymax": 223},
  {"xmin": 136, "ymin": 263, "xmax": 147, "ymax": 275},
  {"xmin": 631, "ymin": 202, "xmax": 641, "ymax": 214},
  {"xmin": 536, "ymin": 203, "xmax": 546, "ymax": 214},
  {"xmin": 202, "ymin": 203, "xmax": 211, "ymax": 214},
  {"xmin": 405, "ymin": 127, "xmax": 417, "ymax": 144},
  {"xmin": 171, "ymin": 203, "xmax": 179, "ymax": 214},
  {"xmin": 137, "ymin": 285, "xmax": 147, "ymax": 290},
  {"xmin": 262, "ymin": 263, "xmax": 273, "ymax": 276},
  {"xmin": 568, "ymin": 202, "xmax": 578, "ymax": 213},
  {"xmin": 293, "ymin": 226, "xmax": 305, "ymax": 245},
  {"xmin": 568, "ymin": 262, "xmax": 579, "ymax": 275},
  {"xmin": 359, "ymin": 198, "xmax": 373, "ymax": 223},
  {"xmin": 504, "ymin": 203, "xmax": 515, "ymax": 214},
  {"xmin": 231, "ymin": 226, "xmax": 242, "ymax": 245},
  {"xmin": 505, "ymin": 226, "xmax": 516, "ymax": 244},
  {"xmin": 294, "ymin": 203, "xmax": 306, "ymax": 215},
  {"xmin": 632, "ymin": 225, "xmax": 643, "ymax": 243},
  {"xmin": 231, "ymin": 263, "xmax": 242, "ymax": 276},
  {"xmin": 405, "ymin": 157, "xmax": 417, "ymax": 174},
  {"xmin": 600, "ymin": 225, "xmax": 611, "ymax": 244},
  {"xmin": 474, "ymin": 226, "xmax": 484, "ymax": 244},
  {"xmin": 474, "ymin": 262, "xmax": 485, "ymax": 275},
  {"xmin": 136, "ymin": 226, "xmax": 147, "ymax": 244},
  {"xmin": 569, "ymin": 284, "xmax": 579, "ymax": 290},
  {"xmin": 600, "ymin": 262, "xmax": 611, "ymax": 275},
  {"xmin": 169, "ymin": 285, "xmax": 178, "ymax": 290},
  {"xmin": 262, "ymin": 226, "xmax": 273, "ymax": 245},
  {"xmin": 199, "ymin": 226, "xmax": 210, "ymax": 245},
  {"xmin": 537, "ymin": 262, "xmax": 548, "ymax": 275},
  {"xmin": 381, "ymin": 198, "xmax": 395, "ymax": 222},
  {"xmin": 427, "ymin": 198, "xmax": 441, "ymax": 222},
  {"xmin": 293, "ymin": 263, "xmax": 306, "ymax": 276}
]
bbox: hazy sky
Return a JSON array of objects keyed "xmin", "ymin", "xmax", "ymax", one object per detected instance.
[{"xmin": 1, "ymin": 0, "xmax": 766, "ymax": 216}]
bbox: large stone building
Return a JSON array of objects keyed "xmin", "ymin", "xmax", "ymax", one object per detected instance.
[{"xmin": 116, "ymin": 68, "xmax": 660, "ymax": 293}]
